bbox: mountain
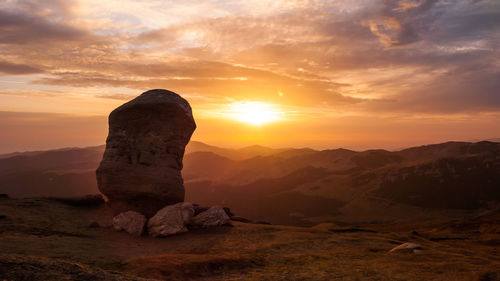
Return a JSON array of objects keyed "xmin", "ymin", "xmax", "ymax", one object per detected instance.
[
  {"xmin": 0, "ymin": 146, "xmax": 101, "ymax": 159},
  {"xmin": 1, "ymin": 140, "xmax": 499, "ymax": 225},
  {"xmin": 0, "ymin": 146, "xmax": 104, "ymax": 197},
  {"xmin": 185, "ymin": 140, "xmax": 294, "ymax": 160}
]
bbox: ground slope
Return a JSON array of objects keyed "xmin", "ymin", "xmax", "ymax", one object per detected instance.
[{"xmin": 0, "ymin": 197, "xmax": 499, "ymax": 280}]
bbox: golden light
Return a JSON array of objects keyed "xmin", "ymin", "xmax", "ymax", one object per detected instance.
[{"xmin": 225, "ymin": 101, "xmax": 283, "ymax": 126}]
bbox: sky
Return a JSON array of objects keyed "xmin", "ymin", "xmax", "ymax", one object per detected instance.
[{"xmin": 0, "ymin": 0, "xmax": 499, "ymax": 153}]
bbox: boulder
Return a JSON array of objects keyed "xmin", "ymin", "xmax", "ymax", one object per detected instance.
[
  {"xmin": 96, "ymin": 89, "xmax": 196, "ymax": 217},
  {"xmin": 190, "ymin": 206, "xmax": 231, "ymax": 228},
  {"xmin": 112, "ymin": 211, "xmax": 147, "ymax": 236},
  {"xmin": 148, "ymin": 202, "xmax": 194, "ymax": 237}
]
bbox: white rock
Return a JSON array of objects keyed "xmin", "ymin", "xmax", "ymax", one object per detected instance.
[
  {"xmin": 112, "ymin": 211, "xmax": 147, "ymax": 236},
  {"xmin": 190, "ymin": 206, "xmax": 231, "ymax": 228},
  {"xmin": 147, "ymin": 202, "xmax": 194, "ymax": 237}
]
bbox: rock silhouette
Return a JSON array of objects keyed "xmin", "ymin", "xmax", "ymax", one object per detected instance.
[{"xmin": 96, "ymin": 89, "xmax": 196, "ymax": 217}]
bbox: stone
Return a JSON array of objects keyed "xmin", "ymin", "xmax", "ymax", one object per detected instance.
[
  {"xmin": 148, "ymin": 202, "xmax": 194, "ymax": 237},
  {"xmin": 96, "ymin": 89, "xmax": 196, "ymax": 217},
  {"xmin": 112, "ymin": 211, "xmax": 147, "ymax": 236},
  {"xmin": 388, "ymin": 242, "xmax": 423, "ymax": 254},
  {"xmin": 190, "ymin": 206, "xmax": 231, "ymax": 228}
]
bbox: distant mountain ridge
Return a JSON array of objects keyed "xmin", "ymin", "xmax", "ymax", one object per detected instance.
[
  {"xmin": 1, "ymin": 140, "xmax": 499, "ymax": 225},
  {"xmin": 185, "ymin": 141, "xmax": 295, "ymax": 160},
  {"xmin": 0, "ymin": 146, "xmax": 105, "ymax": 159}
]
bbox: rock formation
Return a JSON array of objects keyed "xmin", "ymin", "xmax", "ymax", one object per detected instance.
[
  {"xmin": 96, "ymin": 89, "xmax": 196, "ymax": 217},
  {"xmin": 112, "ymin": 211, "xmax": 147, "ymax": 236},
  {"xmin": 147, "ymin": 202, "xmax": 195, "ymax": 237}
]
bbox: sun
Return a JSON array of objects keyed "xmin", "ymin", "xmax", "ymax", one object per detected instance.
[{"xmin": 226, "ymin": 101, "xmax": 283, "ymax": 126}]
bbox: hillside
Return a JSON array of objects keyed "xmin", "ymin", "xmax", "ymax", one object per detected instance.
[
  {"xmin": 1, "ymin": 141, "xmax": 499, "ymax": 225},
  {"xmin": 0, "ymin": 197, "xmax": 499, "ymax": 280},
  {"xmin": 0, "ymin": 146, "xmax": 104, "ymax": 197},
  {"xmin": 185, "ymin": 141, "xmax": 292, "ymax": 161}
]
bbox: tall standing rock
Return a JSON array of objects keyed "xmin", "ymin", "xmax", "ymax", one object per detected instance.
[{"xmin": 96, "ymin": 89, "xmax": 196, "ymax": 217}]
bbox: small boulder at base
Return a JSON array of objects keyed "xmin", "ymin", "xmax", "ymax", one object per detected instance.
[
  {"xmin": 112, "ymin": 211, "xmax": 147, "ymax": 236},
  {"xmin": 190, "ymin": 206, "xmax": 231, "ymax": 228},
  {"xmin": 148, "ymin": 202, "xmax": 194, "ymax": 237}
]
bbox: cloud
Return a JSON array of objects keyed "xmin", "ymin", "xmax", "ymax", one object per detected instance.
[
  {"xmin": 0, "ymin": 9, "xmax": 88, "ymax": 44},
  {"xmin": 0, "ymin": 61, "xmax": 44, "ymax": 74},
  {"xmin": 371, "ymin": 63, "xmax": 500, "ymax": 113},
  {"xmin": 94, "ymin": 93, "xmax": 134, "ymax": 100},
  {"xmin": 34, "ymin": 59, "xmax": 363, "ymax": 108},
  {"xmin": 0, "ymin": 89, "xmax": 63, "ymax": 98},
  {"xmin": 362, "ymin": 0, "xmax": 439, "ymax": 46}
]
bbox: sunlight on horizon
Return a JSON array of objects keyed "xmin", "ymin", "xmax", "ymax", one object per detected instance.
[{"xmin": 224, "ymin": 101, "xmax": 284, "ymax": 126}]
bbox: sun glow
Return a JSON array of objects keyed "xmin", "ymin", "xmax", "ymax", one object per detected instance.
[{"xmin": 225, "ymin": 101, "xmax": 283, "ymax": 126}]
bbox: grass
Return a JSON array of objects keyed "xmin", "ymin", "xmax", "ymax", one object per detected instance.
[{"xmin": 0, "ymin": 197, "xmax": 499, "ymax": 280}]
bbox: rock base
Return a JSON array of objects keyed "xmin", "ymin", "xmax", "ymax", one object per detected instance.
[{"xmin": 110, "ymin": 202, "xmax": 236, "ymax": 237}]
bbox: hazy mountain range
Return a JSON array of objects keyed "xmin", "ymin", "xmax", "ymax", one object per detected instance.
[{"xmin": 1, "ymin": 140, "xmax": 499, "ymax": 225}]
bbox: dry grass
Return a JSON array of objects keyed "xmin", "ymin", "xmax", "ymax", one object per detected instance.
[
  {"xmin": 126, "ymin": 253, "xmax": 264, "ymax": 280},
  {"xmin": 0, "ymin": 197, "xmax": 499, "ymax": 280}
]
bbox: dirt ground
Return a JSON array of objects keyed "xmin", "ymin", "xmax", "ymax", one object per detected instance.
[{"xmin": 0, "ymin": 197, "xmax": 499, "ymax": 280}]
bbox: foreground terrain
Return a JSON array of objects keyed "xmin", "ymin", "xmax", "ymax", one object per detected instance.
[{"xmin": 0, "ymin": 197, "xmax": 499, "ymax": 280}]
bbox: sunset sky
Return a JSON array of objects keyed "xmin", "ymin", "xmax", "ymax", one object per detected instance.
[{"xmin": 1, "ymin": 0, "xmax": 499, "ymax": 153}]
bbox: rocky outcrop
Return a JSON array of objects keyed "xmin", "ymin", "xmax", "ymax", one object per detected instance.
[
  {"xmin": 96, "ymin": 89, "xmax": 196, "ymax": 217},
  {"xmin": 190, "ymin": 206, "xmax": 231, "ymax": 228},
  {"xmin": 147, "ymin": 202, "xmax": 194, "ymax": 237},
  {"xmin": 112, "ymin": 211, "xmax": 147, "ymax": 236}
]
